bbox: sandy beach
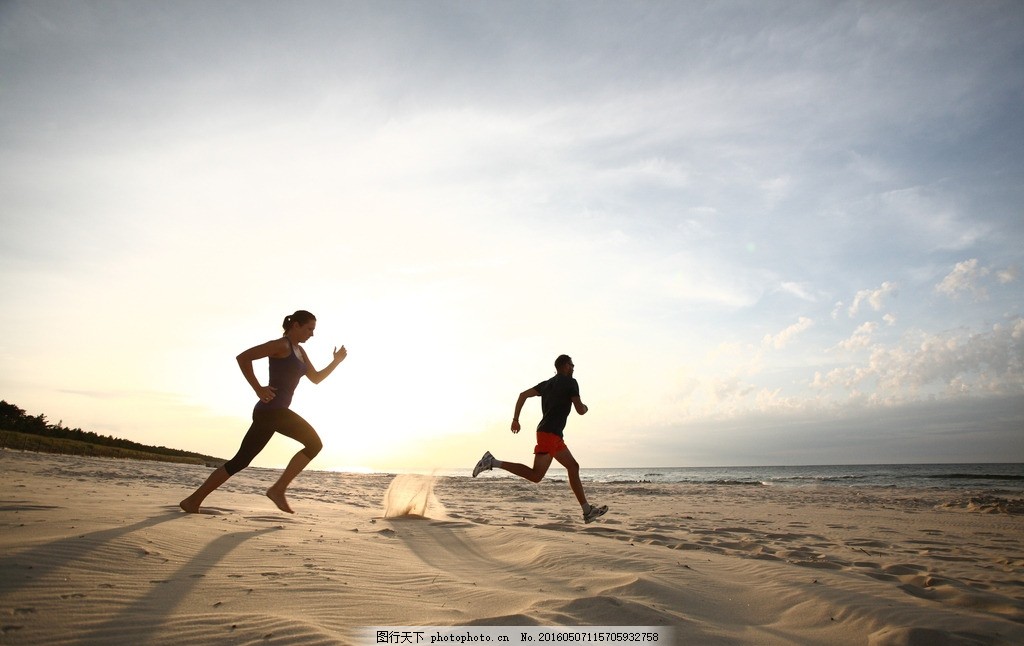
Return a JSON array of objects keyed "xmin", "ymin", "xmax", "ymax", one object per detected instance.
[{"xmin": 1, "ymin": 450, "xmax": 1021, "ymax": 645}]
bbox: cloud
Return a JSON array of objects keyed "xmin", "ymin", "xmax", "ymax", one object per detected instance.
[
  {"xmin": 814, "ymin": 316, "xmax": 1024, "ymax": 401},
  {"xmin": 848, "ymin": 281, "xmax": 897, "ymax": 317},
  {"xmin": 936, "ymin": 259, "xmax": 991, "ymax": 300},
  {"xmin": 835, "ymin": 322, "xmax": 879, "ymax": 352},
  {"xmin": 876, "ymin": 187, "xmax": 988, "ymax": 252},
  {"xmin": 778, "ymin": 281, "xmax": 817, "ymax": 302},
  {"xmin": 996, "ymin": 266, "xmax": 1019, "ymax": 285},
  {"xmin": 935, "ymin": 259, "xmax": 1018, "ymax": 301},
  {"xmin": 763, "ymin": 316, "xmax": 814, "ymax": 350}
]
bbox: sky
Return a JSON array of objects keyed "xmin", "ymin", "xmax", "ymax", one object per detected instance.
[{"xmin": 2, "ymin": 1, "xmax": 1022, "ymax": 472}]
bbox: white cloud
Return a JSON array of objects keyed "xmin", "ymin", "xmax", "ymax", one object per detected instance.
[
  {"xmin": 831, "ymin": 301, "xmax": 844, "ymax": 320},
  {"xmin": 778, "ymin": 281, "xmax": 817, "ymax": 302},
  {"xmin": 711, "ymin": 376, "xmax": 756, "ymax": 403},
  {"xmin": 763, "ymin": 316, "xmax": 814, "ymax": 350},
  {"xmin": 836, "ymin": 321, "xmax": 878, "ymax": 351},
  {"xmin": 759, "ymin": 174, "xmax": 792, "ymax": 206},
  {"xmin": 935, "ymin": 258, "xmax": 990, "ymax": 300},
  {"xmin": 1012, "ymin": 319, "xmax": 1024, "ymax": 340},
  {"xmin": 848, "ymin": 281, "xmax": 897, "ymax": 317},
  {"xmin": 877, "ymin": 187, "xmax": 988, "ymax": 252},
  {"xmin": 996, "ymin": 266, "xmax": 1018, "ymax": 285},
  {"xmin": 816, "ymin": 317, "xmax": 1024, "ymax": 402}
]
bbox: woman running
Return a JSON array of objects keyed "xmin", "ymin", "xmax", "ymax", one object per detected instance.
[{"xmin": 179, "ymin": 310, "xmax": 347, "ymax": 514}]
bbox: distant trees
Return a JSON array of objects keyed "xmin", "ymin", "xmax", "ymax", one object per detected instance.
[
  {"xmin": 0, "ymin": 400, "xmax": 220, "ymax": 462},
  {"xmin": 0, "ymin": 400, "xmax": 51, "ymax": 434}
]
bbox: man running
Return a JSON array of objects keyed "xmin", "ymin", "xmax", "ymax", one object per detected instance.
[{"xmin": 473, "ymin": 354, "xmax": 608, "ymax": 524}]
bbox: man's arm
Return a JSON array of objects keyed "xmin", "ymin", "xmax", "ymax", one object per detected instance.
[
  {"xmin": 572, "ymin": 396, "xmax": 588, "ymax": 416},
  {"xmin": 511, "ymin": 388, "xmax": 540, "ymax": 433}
]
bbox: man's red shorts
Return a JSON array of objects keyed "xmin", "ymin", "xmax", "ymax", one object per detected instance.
[{"xmin": 534, "ymin": 431, "xmax": 568, "ymax": 455}]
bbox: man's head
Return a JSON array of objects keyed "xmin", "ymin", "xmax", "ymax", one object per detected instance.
[{"xmin": 554, "ymin": 354, "xmax": 574, "ymax": 376}]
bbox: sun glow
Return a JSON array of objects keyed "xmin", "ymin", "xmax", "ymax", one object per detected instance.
[{"xmin": 279, "ymin": 293, "xmax": 504, "ymax": 471}]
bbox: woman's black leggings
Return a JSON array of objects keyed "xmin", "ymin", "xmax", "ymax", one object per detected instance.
[{"xmin": 223, "ymin": 409, "xmax": 323, "ymax": 476}]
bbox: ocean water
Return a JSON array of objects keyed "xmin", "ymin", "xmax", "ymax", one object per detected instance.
[{"xmin": 431, "ymin": 463, "xmax": 1024, "ymax": 493}]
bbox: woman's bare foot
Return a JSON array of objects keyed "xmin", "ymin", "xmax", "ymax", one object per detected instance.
[
  {"xmin": 266, "ymin": 487, "xmax": 294, "ymax": 513},
  {"xmin": 179, "ymin": 498, "xmax": 201, "ymax": 513}
]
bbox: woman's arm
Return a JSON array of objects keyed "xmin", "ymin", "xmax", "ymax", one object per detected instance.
[
  {"xmin": 237, "ymin": 338, "xmax": 291, "ymax": 402},
  {"xmin": 301, "ymin": 345, "xmax": 348, "ymax": 384}
]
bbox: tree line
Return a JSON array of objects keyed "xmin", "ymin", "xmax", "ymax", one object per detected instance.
[{"xmin": 0, "ymin": 399, "xmax": 221, "ymax": 463}]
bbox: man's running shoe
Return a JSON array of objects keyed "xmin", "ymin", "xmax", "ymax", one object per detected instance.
[
  {"xmin": 472, "ymin": 451, "xmax": 494, "ymax": 477},
  {"xmin": 583, "ymin": 504, "xmax": 608, "ymax": 524}
]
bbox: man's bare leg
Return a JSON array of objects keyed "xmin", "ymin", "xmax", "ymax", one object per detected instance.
[
  {"xmin": 498, "ymin": 452, "xmax": 553, "ymax": 483},
  {"xmin": 554, "ymin": 448, "xmax": 589, "ymax": 510},
  {"xmin": 180, "ymin": 466, "xmax": 230, "ymax": 513}
]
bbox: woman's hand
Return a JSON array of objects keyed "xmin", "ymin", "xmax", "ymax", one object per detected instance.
[
  {"xmin": 305, "ymin": 345, "xmax": 348, "ymax": 384},
  {"xmin": 256, "ymin": 385, "xmax": 277, "ymax": 403}
]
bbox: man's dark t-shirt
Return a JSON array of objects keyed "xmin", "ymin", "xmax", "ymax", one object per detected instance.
[{"xmin": 534, "ymin": 374, "xmax": 580, "ymax": 437}]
